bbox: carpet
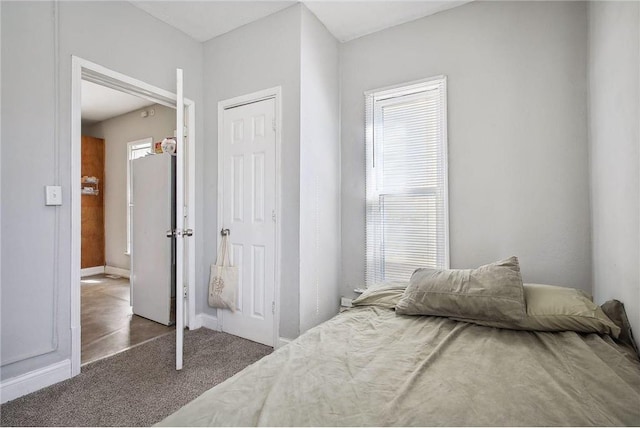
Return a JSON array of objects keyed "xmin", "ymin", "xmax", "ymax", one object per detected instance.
[{"xmin": 0, "ymin": 328, "xmax": 272, "ymax": 426}]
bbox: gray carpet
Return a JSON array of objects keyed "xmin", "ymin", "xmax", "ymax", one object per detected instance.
[{"xmin": 0, "ymin": 328, "xmax": 272, "ymax": 426}]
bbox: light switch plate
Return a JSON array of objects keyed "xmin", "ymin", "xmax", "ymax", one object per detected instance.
[{"xmin": 45, "ymin": 185, "xmax": 62, "ymax": 206}]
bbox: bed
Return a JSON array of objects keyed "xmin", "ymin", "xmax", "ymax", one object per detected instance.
[{"xmin": 159, "ymin": 259, "xmax": 640, "ymax": 426}]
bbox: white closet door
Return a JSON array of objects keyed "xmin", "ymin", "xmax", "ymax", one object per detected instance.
[{"xmin": 219, "ymin": 98, "xmax": 276, "ymax": 346}]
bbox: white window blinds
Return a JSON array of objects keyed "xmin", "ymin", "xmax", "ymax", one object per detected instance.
[{"xmin": 365, "ymin": 77, "xmax": 449, "ymax": 286}]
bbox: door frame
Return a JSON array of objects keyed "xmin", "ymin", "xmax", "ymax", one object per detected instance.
[
  {"xmin": 70, "ymin": 56, "xmax": 197, "ymax": 376},
  {"xmin": 217, "ymin": 87, "xmax": 282, "ymax": 348}
]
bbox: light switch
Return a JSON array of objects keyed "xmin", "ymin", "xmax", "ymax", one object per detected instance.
[{"xmin": 45, "ymin": 185, "xmax": 62, "ymax": 206}]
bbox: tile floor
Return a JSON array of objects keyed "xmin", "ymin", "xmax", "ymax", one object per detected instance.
[{"xmin": 81, "ymin": 274, "xmax": 174, "ymax": 364}]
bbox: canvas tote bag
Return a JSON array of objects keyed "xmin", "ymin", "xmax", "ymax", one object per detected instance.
[{"xmin": 208, "ymin": 234, "xmax": 238, "ymax": 311}]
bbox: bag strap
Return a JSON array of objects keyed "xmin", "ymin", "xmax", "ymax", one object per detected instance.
[
  {"xmin": 216, "ymin": 235, "xmax": 232, "ymax": 267},
  {"xmin": 215, "ymin": 236, "xmax": 225, "ymax": 266},
  {"xmin": 222, "ymin": 235, "xmax": 230, "ymax": 266}
]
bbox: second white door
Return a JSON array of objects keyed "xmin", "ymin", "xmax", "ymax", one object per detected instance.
[{"xmin": 220, "ymin": 97, "xmax": 276, "ymax": 346}]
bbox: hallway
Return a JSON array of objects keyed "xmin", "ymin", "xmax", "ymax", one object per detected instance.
[{"xmin": 81, "ymin": 274, "xmax": 174, "ymax": 364}]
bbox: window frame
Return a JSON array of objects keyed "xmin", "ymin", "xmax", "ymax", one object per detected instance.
[
  {"xmin": 126, "ymin": 137, "xmax": 153, "ymax": 255},
  {"xmin": 365, "ymin": 76, "xmax": 450, "ymax": 286}
]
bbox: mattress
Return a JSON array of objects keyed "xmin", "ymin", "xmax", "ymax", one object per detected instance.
[{"xmin": 158, "ymin": 306, "xmax": 640, "ymax": 426}]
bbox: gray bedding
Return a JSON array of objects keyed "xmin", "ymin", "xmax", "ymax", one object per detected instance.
[{"xmin": 158, "ymin": 306, "xmax": 640, "ymax": 426}]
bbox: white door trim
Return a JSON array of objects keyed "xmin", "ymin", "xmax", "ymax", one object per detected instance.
[
  {"xmin": 0, "ymin": 359, "xmax": 71, "ymax": 404},
  {"xmin": 71, "ymin": 56, "xmax": 197, "ymax": 377},
  {"xmin": 217, "ymin": 87, "xmax": 282, "ymax": 348}
]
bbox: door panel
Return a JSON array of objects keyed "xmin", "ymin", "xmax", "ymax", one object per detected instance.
[
  {"xmin": 221, "ymin": 98, "xmax": 276, "ymax": 346},
  {"xmin": 131, "ymin": 154, "xmax": 173, "ymax": 326},
  {"xmin": 175, "ymin": 68, "xmax": 185, "ymax": 370}
]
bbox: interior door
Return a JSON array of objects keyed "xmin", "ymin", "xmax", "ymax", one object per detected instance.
[
  {"xmin": 175, "ymin": 68, "xmax": 185, "ymax": 370},
  {"xmin": 131, "ymin": 154, "xmax": 173, "ymax": 326},
  {"xmin": 220, "ymin": 98, "xmax": 276, "ymax": 346}
]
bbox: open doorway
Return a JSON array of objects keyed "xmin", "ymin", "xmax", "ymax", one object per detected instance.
[
  {"xmin": 71, "ymin": 57, "xmax": 196, "ymax": 376},
  {"xmin": 79, "ymin": 81, "xmax": 177, "ymax": 364}
]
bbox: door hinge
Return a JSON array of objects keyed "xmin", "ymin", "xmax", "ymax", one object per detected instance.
[
  {"xmin": 183, "ymin": 286, "xmax": 188, "ymax": 298},
  {"xmin": 272, "ymin": 210, "xmax": 276, "ymax": 222},
  {"xmin": 272, "ymin": 301, "xmax": 275, "ymax": 314},
  {"xmin": 183, "ymin": 126, "xmax": 188, "ymax": 138}
]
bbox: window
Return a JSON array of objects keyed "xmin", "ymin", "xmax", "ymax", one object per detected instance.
[
  {"xmin": 126, "ymin": 137, "xmax": 153, "ymax": 254},
  {"xmin": 365, "ymin": 76, "xmax": 449, "ymax": 286}
]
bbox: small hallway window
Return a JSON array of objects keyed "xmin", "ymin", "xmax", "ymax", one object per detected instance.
[{"xmin": 126, "ymin": 138, "xmax": 152, "ymax": 255}]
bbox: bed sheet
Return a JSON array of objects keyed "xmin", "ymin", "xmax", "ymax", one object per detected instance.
[{"xmin": 158, "ymin": 306, "xmax": 640, "ymax": 426}]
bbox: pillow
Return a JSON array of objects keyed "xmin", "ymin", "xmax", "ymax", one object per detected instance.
[
  {"xmin": 455, "ymin": 283, "xmax": 621, "ymax": 338},
  {"xmin": 396, "ymin": 256, "xmax": 526, "ymax": 322},
  {"xmin": 601, "ymin": 300, "xmax": 638, "ymax": 352},
  {"xmin": 352, "ymin": 281, "xmax": 408, "ymax": 309}
]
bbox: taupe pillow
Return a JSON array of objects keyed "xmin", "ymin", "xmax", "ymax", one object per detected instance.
[
  {"xmin": 455, "ymin": 283, "xmax": 621, "ymax": 338},
  {"xmin": 396, "ymin": 256, "xmax": 526, "ymax": 322},
  {"xmin": 352, "ymin": 281, "xmax": 408, "ymax": 309}
]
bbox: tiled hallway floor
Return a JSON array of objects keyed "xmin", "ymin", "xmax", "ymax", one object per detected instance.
[{"xmin": 81, "ymin": 274, "xmax": 174, "ymax": 364}]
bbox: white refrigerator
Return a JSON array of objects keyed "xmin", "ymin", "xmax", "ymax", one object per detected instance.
[{"xmin": 131, "ymin": 153, "xmax": 176, "ymax": 326}]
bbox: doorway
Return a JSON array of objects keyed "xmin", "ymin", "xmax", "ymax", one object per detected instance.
[
  {"xmin": 80, "ymin": 94, "xmax": 177, "ymax": 364},
  {"xmin": 71, "ymin": 57, "xmax": 196, "ymax": 376},
  {"xmin": 217, "ymin": 89, "xmax": 281, "ymax": 347}
]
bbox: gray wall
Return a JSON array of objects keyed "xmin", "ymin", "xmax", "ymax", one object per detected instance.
[
  {"xmin": 340, "ymin": 1, "xmax": 591, "ymax": 296},
  {"xmin": 1, "ymin": 1, "xmax": 60, "ymax": 374},
  {"xmin": 588, "ymin": 1, "xmax": 640, "ymax": 335},
  {"xmin": 5, "ymin": 0, "xmax": 635, "ymax": 390},
  {"xmin": 203, "ymin": 4, "xmax": 342, "ymax": 338},
  {"xmin": 203, "ymin": 5, "xmax": 302, "ymax": 339},
  {"xmin": 84, "ymin": 104, "xmax": 177, "ymax": 271},
  {"xmin": 1, "ymin": 1, "xmax": 203, "ymax": 381},
  {"xmin": 299, "ymin": 7, "xmax": 341, "ymax": 333}
]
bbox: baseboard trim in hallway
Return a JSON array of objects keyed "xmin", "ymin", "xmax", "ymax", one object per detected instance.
[
  {"xmin": 104, "ymin": 266, "xmax": 130, "ymax": 278},
  {"xmin": 81, "ymin": 266, "xmax": 105, "ymax": 277}
]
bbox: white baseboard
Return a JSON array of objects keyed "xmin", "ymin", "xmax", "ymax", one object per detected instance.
[
  {"xmin": 105, "ymin": 266, "xmax": 130, "ymax": 278},
  {"xmin": 194, "ymin": 314, "xmax": 289, "ymax": 349},
  {"xmin": 0, "ymin": 359, "xmax": 71, "ymax": 404},
  {"xmin": 80, "ymin": 266, "xmax": 104, "ymax": 277},
  {"xmin": 196, "ymin": 313, "xmax": 219, "ymax": 331},
  {"xmin": 276, "ymin": 337, "xmax": 292, "ymax": 349}
]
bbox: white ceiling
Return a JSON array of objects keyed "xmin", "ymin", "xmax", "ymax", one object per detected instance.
[
  {"xmin": 132, "ymin": 1, "xmax": 295, "ymax": 43},
  {"xmin": 81, "ymin": 80, "xmax": 156, "ymax": 124},
  {"xmin": 84, "ymin": 1, "xmax": 471, "ymax": 122},
  {"xmin": 131, "ymin": 1, "xmax": 471, "ymax": 43},
  {"xmin": 304, "ymin": 1, "xmax": 471, "ymax": 42}
]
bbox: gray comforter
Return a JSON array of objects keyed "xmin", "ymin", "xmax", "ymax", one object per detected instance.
[{"xmin": 158, "ymin": 306, "xmax": 640, "ymax": 426}]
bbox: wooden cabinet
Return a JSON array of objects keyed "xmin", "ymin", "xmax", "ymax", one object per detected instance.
[{"xmin": 81, "ymin": 136, "xmax": 105, "ymax": 269}]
